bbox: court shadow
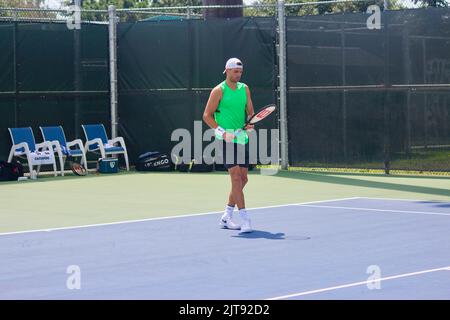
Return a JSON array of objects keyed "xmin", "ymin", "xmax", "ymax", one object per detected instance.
[
  {"xmin": 232, "ymin": 230, "xmax": 285, "ymax": 240},
  {"xmin": 273, "ymin": 171, "xmax": 450, "ymax": 197},
  {"xmin": 435, "ymin": 203, "xmax": 450, "ymax": 208},
  {"xmin": 418, "ymin": 201, "xmax": 450, "ymax": 208}
]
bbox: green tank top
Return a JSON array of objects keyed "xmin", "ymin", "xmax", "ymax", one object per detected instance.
[{"xmin": 214, "ymin": 81, "xmax": 248, "ymax": 145}]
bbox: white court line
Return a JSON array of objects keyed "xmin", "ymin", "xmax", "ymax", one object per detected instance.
[
  {"xmin": 267, "ymin": 266, "xmax": 450, "ymax": 300},
  {"xmin": 359, "ymin": 197, "xmax": 450, "ymax": 203},
  {"xmin": 0, "ymin": 197, "xmax": 361, "ymax": 237},
  {"xmin": 296, "ymin": 204, "xmax": 450, "ymax": 217}
]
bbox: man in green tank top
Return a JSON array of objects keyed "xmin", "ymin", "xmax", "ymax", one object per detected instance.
[{"xmin": 203, "ymin": 58, "xmax": 255, "ymax": 233}]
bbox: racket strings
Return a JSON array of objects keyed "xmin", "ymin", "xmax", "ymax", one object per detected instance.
[{"xmin": 248, "ymin": 105, "xmax": 276, "ymax": 125}]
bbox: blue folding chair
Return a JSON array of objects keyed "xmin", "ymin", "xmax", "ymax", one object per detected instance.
[
  {"xmin": 8, "ymin": 127, "xmax": 58, "ymax": 177},
  {"xmin": 40, "ymin": 126, "xmax": 87, "ymax": 176},
  {"xmin": 81, "ymin": 124, "xmax": 129, "ymax": 171}
]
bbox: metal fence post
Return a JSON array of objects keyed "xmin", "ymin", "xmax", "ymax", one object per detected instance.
[
  {"xmin": 13, "ymin": 9, "xmax": 19, "ymax": 127},
  {"xmin": 74, "ymin": 0, "xmax": 82, "ymax": 139},
  {"xmin": 277, "ymin": 0, "xmax": 289, "ymax": 170},
  {"xmin": 108, "ymin": 5, "xmax": 118, "ymax": 139},
  {"xmin": 187, "ymin": 0, "xmax": 193, "ymax": 19}
]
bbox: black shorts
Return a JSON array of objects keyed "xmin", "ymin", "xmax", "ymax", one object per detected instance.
[{"xmin": 221, "ymin": 141, "xmax": 250, "ymax": 170}]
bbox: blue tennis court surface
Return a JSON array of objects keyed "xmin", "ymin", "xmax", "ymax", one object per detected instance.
[{"xmin": 1, "ymin": 197, "xmax": 450, "ymax": 299}]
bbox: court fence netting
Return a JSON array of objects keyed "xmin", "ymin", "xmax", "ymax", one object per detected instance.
[{"xmin": 0, "ymin": 1, "xmax": 449, "ymax": 174}]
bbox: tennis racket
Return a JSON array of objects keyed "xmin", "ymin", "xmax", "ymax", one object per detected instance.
[
  {"xmin": 235, "ymin": 104, "xmax": 276, "ymax": 135},
  {"xmin": 67, "ymin": 156, "xmax": 87, "ymax": 176}
]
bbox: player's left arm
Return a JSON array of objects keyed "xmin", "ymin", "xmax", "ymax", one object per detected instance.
[{"xmin": 244, "ymin": 85, "xmax": 255, "ymax": 130}]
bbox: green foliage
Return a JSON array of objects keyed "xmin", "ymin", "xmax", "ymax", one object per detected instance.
[
  {"xmin": 413, "ymin": 0, "xmax": 448, "ymax": 7},
  {"xmin": 76, "ymin": 0, "xmax": 203, "ymax": 21},
  {"xmin": 0, "ymin": 0, "xmax": 46, "ymax": 8},
  {"xmin": 244, "ymin": 0, "xmax": 386, "ymax": 17},
  {"xmin": 243, "ymin": 0, "xmax": 420, "ymax": 17}
]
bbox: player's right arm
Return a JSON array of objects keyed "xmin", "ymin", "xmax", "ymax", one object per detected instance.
[
  {"xmin": 203, "ymin": 86, "xmax": 234, "ymax": 142},
  {"xmin": 203, "ymin": 86, "xmax": 222, "ymax": 129}
]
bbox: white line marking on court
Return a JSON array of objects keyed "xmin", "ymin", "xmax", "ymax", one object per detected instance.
[
  {"xmin": 296, "ymin": 204, "xmax": 450, "ymax": 217},
  {"xmin": 266, "ymin": 266, "xmax": 450, "ymax": 300},
  {"xmin": 360, "ymin": 197, "xmax": 450, "ymax": 203},
  {"xmin": 0, "ymin": 197, "xmax": 360, "ymax": 237}
]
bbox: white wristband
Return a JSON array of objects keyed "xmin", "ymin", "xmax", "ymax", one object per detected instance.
[{"xmin": 215, "ymin": 126, "xmax": 226, "ymax": 138}]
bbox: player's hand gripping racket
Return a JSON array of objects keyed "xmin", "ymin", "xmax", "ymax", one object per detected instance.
[{"xmin": 235, "ymin": 104, "xmax": 276, "ymax": 135}]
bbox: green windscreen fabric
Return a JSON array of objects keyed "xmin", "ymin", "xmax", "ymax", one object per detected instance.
[
  {"xmin": 16, "ymin": 96, "xmax": 110, "ymax": 139},
  {"xmin": 117, "ymin": 17, "xmax": 277, "ymax": 164},
  {"xmin": 2, "ymin": 9, "xmax": 448, "ymax": 172},
  {"xmin": 0, "ymin": 22, "xmax": 109, "ymax": 162},
  {"xmin": 0, "ymin": 23, "xmax": 14, "ymax": 93},
  {"xmin": 17, "ymin": 23, "xmax": 75, "ymax": 92},
  {"xmin": 0, "ymin": 99, "xmax": 15, "ymax": 160},
  {"xmin": 287, "ymin": 8, "xmax": 450, "ymax": 172},
  {"xmin": 79, "ymin": 24, "xmax": 110, "ymax": 91}
]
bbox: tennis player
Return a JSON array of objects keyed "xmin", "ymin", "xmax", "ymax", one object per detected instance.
[{"xmin": 203, "ymin": 58, "xmax": 254, "ymax": 233}]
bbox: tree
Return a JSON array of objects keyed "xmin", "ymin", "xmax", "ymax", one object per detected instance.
[
  {"xmin": 244, "ymin": 0, "xmax": 407, "ymax": 16},
  {"xmin": 152, "ymin": 0, "xmax": 202, "ymax": 6},
  {"xmin": 202, "ymin": 0, "xmax": 243, "ymax": 18},
  {"xmin": 413, "ymin": 0, "xmax": 448, "ymax": 7},
  {"xmin": 78, "ymin": 0, "xmax": 149, "ymax": 10},
  {"xmin": 0, "ymin": 0, "xmax": 58, "ymax": 20},
  {"xmin": 79, "ymin": 0, "xmax": 204, "ymax": 10},
  {"xmin": 152, "ymin": 0, "xmax": 203, "ymax": 16},
  {"xmin": 0, "ymin": 0, "xmax": 46, "ymax": 8},
  {"xmin": 77, "ymin": 0, "xmax": 203, "ymax": 21}
]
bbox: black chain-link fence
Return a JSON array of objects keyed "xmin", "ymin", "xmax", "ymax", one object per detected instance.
[
  {"xmin": 0, "ymin": 3, "xmax": 449, "ymax": 173},
  {"xmin": 286, "ymin": 6, "xmax": 450, "ymax": 173}
]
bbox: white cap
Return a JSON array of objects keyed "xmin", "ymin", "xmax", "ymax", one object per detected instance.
[{"xmin": 223, "ymin": 58, "xmax": 243, "ymax": 74}]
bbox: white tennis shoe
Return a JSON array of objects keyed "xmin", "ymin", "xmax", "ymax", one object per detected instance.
[
  {"xmin": 219, "ymin": 216, "xmax": 241, "ymax": 230},
  {"xmin": 240, "ymin": 218, "xmax": 253, "ymax": 233}
]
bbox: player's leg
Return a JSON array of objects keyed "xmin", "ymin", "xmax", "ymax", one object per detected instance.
[
  {"xmin": 236, "ymin": 142, "xmax": 252, "ymax": 232},
  {"xmin": 240, "ymin": 167, "xmax": 248, "ymax": 189},
  {"xmin": 228, "ymin": 192, "xmax": 235, "ymax": 209},
  {"xmin": 226, "ymin": 165, "xmax": 247, "ymax": 211},
  {"xmin": 236, "ymin": 166, "xmax": 252, "ymax": 233},
  {"xmin": 227, "ymin": 167, "xmax": 248, "ymax": 214},
  {"xmin": 229, "ymin": 165, "xmax": 245, "ymax": 209},
  {"xmin": 219, "ymin": 142, "xmax": 240, "ymax": 230}
]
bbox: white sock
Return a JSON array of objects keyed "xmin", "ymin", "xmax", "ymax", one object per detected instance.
[
  {"xmin": 222, "ymin": 205, "xmax": 235, "ymax": 220},
  {"xmin": 239, "ymin": 208, "xmax": 250, "ymax": 221}
]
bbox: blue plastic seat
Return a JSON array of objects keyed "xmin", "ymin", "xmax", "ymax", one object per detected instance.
[
  {"xmin": 8, "ymin": 127, "xmax": 58, "ymax": 177},
  {"xmin": 40, "ymin": 126, "xmax": 88, "ymax": 176},
  {"xmin": 81, "ymin": 124, "xmax": 129, "ymax": 171}
]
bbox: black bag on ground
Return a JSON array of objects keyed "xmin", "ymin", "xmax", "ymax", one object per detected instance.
[
  {"xmin": 0, "ymin": 160, "xmax": 24, "ymax": 181},
  {"xmin": 136, "ymin": 152, "xmax": 173, "ymax": 171}
]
